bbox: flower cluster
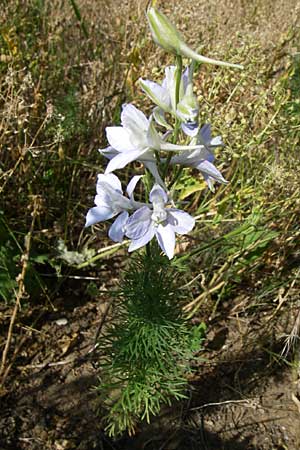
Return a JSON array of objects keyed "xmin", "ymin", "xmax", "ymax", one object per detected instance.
[
  {"xmin": 85, "ymin": 5, "xmax": 241, "ymax": 259},
  {"xmin": 85, "ymin": 100, "xmax": 225, "ymax": 258}
]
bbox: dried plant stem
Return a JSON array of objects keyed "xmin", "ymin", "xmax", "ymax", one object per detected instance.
[
  {"xmin": 190, "ymin": 398, "xmax": 259, "ymax": 410},
  {"xmin": 281, "ymin": 308, "xmax": 300, "ymax": 358},
  {"xmin": 0, "ymin": 115, "xmax": 49, "ymax": 196},
  {"xmin": 0, "ymin": 197, "xmax": 39, "ymax": 389},
  {"xmin": 0, "ymin": 154, "xmax": 23, "ymax": 195},
  {"xmin": 183, "ymin": 260, "xmax": 230, "ymax": 315}
]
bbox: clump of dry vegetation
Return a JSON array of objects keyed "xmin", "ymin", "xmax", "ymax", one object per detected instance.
[{"xmin": 0, "ymin": 0, "xmax": 300, "ymax": 445}]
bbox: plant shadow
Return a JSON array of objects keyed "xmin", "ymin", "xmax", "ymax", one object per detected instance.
[{"xmin": 1, "ymin": 329, "xmax": 298, "ymax": 450}]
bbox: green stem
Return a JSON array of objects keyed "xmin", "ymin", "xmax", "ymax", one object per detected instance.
[
  {"xmin": 69, "ymin": 0, "xmax": 89, "ymax": 39},
  {"xmin": 144, "ymin": 169, "xmax": 153, "ymax": 258},
  {"xmin": 174, "ymin": 55, "xmax": 183, "ymax": 111},
  {"xmin": 145, "ymin": 56, "xmax": 182, "ymax": 256},
  {"xmin": 163, "ymin": 55, "xmax": 182, "ymax": 180}
]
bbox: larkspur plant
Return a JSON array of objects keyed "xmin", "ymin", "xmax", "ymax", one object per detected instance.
[{"xmin": 85, "ymin": 3, "xmax": 242, "ymax": 436}]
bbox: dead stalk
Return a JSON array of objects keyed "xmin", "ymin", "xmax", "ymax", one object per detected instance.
[{"xmin": 0, "ymin": 196, "xmax": 40, "ymax": 388}]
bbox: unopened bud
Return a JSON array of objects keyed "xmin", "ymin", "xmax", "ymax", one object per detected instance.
[
  {"xmin": 147, "ymin": 7, "xmax": 243, "ymax": 70},
  {"xmin": 147, "ymin": 6, "xmax": 183, "ymax": 55}
]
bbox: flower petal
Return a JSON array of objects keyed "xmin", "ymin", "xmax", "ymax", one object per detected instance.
[
  {"xmin": 121, "ymin": 104, "xmax": 149, "ymax": 135},
  {"xmin": 99, "ymin": 146, "xmax": 118, "ymax": 160},
  {"xmin": 125, "ymin": 206, "xmax": 152, "ymax": 240},
  {"xmin": 105, "ymin": 149, "xmax": 142, "ymax": 173},
  {"xmin": 106, "ymin": 126, "xmax": 134, "ymax": 152},
  {"xmin": 97, "ymin": 173, "xmax": 122, "ymax": 194},
  {"xmin": 181, "ymin": 122, "xmax": 199, "ymax": 137},
  {"xmin": 176, "ymin": 83, "xmax": 199, "ymax": 124},
  {"xmin": 95, "ymin": 174, "xmax": 132, "ymax": 211},
  {"xmin": 108, "ymin": 211, "xmax": 129, "ymax": 242},
  {"xmin": 170, "ymin": 147, "xmax": 213, "ymax": 167},
  {"xmin": 156, "ymin": 223, "xmax": 175, "ymax": 259},
  {"xmin": 139, "ymin": 79, "xmax": 171, "ymax": 111},
  {"xmin": 160, "ymin": 142, "xmax": 204, "ymax": 151},
  {"xmin": 85, "ymin": 206, "xmax": 114, "ymax": 227},
  {"xmin": 146, "ymin": 117, "xmax": 162, "ymax": 150},
  {"xmin": 182, "ymin": 66, "xmax": 190, "ymax": 92},
  {"xmin": 128, "ymin": 224, "xmax": 155, "ymax": 252},
  {"xmin": 196, "ymin": 160, "xmax": 228, "ymax": 184},
  {"xmin": 203, "ymin": 175, "xmax": 215, "ymax": 192},
  {"xmin": 153, "ymin": 107, "xmax": 172, "ymax": 130},
  {"xmin": 143, "ymin": 161, "xmax": 166, "ymax": 189},
  {"xmin": 199, "ymin": 123, "xmax": 211, "ymax": 144},
  {"xmin": 149, "ymin": 183, "xmax": 168, "ymax": 204},
  {"xmin": 94, "ymin": 192, "xmax": 110, "ymax": 207},
  {"xmin": 126, "ymin": 175, "xmax": 142, "ymax": 198},
  {"xmin": 164, "ymin": 66, "xmax": 177, "ymax": 111},
  {"xmin": 168, "ymin": 209, "xmax": 195, "ymax": 234}
]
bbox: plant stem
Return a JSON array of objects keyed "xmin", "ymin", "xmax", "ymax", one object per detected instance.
[
  {"xmin": 69, "ymin": 0, "xmax": 89, "ymax": 39},
  {"xmin": 163, "ymin": 55, "xmax": 183, "ymax": 180},
  {"xmin": 0, "ymin": 196, "xmax": 39, "ymax": 388},
  {"xmin": 174, "ymin": 55, "xmax": 183, "ymax": 111}
]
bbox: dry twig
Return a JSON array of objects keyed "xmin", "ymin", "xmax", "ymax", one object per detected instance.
[{"xmin": 0, "ymin": 196, "xmax": 40, "ymax": 389}]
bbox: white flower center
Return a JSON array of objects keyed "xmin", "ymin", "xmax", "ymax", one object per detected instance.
[{"xmin": 151, "ymin": 198, "xmax": 167, "ymax": 225}]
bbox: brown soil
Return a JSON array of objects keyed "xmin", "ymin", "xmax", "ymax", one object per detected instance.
[{"xmin": 1, "ymin": 281, "xmax": 300, "ymax": 450}]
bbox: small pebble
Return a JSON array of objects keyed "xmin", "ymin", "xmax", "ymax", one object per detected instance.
[{"xmin": 55, "ymin": 318, "xmax": 68, "ymax": 326}]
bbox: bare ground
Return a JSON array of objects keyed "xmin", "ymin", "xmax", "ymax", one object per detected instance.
[{"xmin": 1, "ymin": 277, "xmax": 300, "ymax": 449}]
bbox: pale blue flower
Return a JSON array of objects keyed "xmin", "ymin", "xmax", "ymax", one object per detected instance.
[
  {"xmin": 139, "ymin": 65, "xmax": 199, "ymax": 135},
  {"xmin": 100, "ymin": 104, "xmax": 204, "ymax": 168},
  {"xmin": 100, "ymin": 103, "xmax": 205, "ymax": 185},
  {"xmin": 85, "ymin": 173, "xmax": 142, "ymax": 242},
  {"xmin": 100, "ymin": 144, "xmax": 165, "ymax": 188},
  {"xmin": 170, "ymin": 124, "xmax": 228, "ymax": 190},
  {"xmin": 125, "ymin": 184, "xmax": 195, "ymax": 259},
  {"xmin": 100, "ymin": 104, "xmax": 156, "ymax": 174}
]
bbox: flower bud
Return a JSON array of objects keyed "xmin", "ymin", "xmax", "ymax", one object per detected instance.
[
  {"xmin": 147, "ymin": 7, "xmax": 243, "ymax": 70},
  {"xmin": 147, "ymin": 6, "xmax": 183, "ymax": 55}
]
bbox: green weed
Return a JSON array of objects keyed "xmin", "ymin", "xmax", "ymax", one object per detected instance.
[{"xmin": 97, "ymin": 248, "xmax": 206, "ymax": 436}]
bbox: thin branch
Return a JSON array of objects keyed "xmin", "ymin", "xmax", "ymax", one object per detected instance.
[
  {"xmin": 0, "ymin": 196, "xmax": 40, "ymax": 388},
  {"xmin": 190, "ymin": 398, "xmax": 259, "ymax": 411}
]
